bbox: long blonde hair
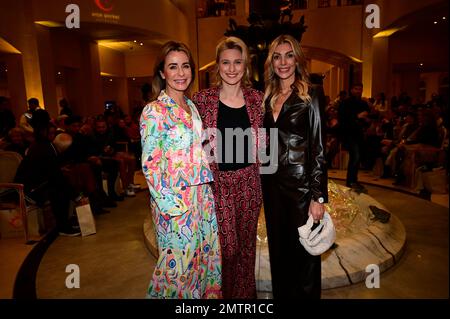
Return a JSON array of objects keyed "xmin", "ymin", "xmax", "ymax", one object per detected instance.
[
  {"xmin": 151, "ymin": 41, "xmax": 196, "ymax": 100},
  {"xmin": 263, "ymin": 34, "xmax": 311, "ymax": 110},
  {"xmin": 212, "ymin": 36, "xmax": 252, "ymax": 88}
]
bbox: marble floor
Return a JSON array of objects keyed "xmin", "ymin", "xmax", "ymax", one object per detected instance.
[{"xmin": 1, "ymin": 171, "xmax": 448, "ymax": 299}]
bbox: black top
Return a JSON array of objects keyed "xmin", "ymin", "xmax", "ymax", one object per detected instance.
[{"xmin": 217, "ymin": 100, "xmax": 252, "ymax": 171}]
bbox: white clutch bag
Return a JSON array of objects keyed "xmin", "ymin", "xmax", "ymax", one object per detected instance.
[{"xmin": 298, "ymin": 211, "xmax": 336, "ymax": 256}]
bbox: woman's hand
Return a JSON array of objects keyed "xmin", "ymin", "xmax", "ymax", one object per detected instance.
[{"xmin": 309, "ymin": 200, "xmax": 325, "ymax": 223}]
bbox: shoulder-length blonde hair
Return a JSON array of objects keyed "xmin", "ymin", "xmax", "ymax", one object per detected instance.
[
  {"xmin": 212, "ymin": 36, "xmax": 252, "ymax": 88},
  {"xmin": 263, "ymin": 34, "xmax": 311, "ymax": 110},
  {"xmin": 151, "ymin": 41, "xmax": 196, "ymax": 100}
]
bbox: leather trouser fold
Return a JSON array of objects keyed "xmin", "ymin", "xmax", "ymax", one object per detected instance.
[{"xmin": 262, "ymin": 165, "xmax": 321, "ymax": 299}]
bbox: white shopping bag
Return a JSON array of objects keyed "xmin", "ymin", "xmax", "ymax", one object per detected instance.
[{"xmin": 75, "ymin": 197, "xmax": 96, "ymax": 237}]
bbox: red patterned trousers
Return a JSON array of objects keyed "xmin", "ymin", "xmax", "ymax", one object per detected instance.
[{"xmin": 211, "ymin": 164, "xmax": 262, "ymax": 299}]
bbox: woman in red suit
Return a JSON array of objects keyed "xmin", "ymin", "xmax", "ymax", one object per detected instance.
[{"xmin": 193, "ymin": 36, "xmax": 263, "ymax": 299}]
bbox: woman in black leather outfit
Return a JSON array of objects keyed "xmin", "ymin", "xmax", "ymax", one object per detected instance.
[{"xmin": 262, "ymin": 35, "xmax": 328, "ymax": 299}]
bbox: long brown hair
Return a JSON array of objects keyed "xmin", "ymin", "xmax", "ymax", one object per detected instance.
[
  {"xmin": 263, "ymin": 34, "xmax": 310, "ymax": 110},
  {"xmin": 212, "ymin": 36, "xmax": 252, "ymax": 88},
  {"xmin": 151, "ymin": 41, "xmax": 196, "ymax": 100}
]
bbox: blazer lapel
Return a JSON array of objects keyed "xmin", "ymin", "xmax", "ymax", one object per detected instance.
[
  {"xmin": 274, "ymin": 92, "xmax": 294, "ymax": 125},
  {"xmin": 243, "ymin": 88, "xmax": 256, "ymax": 129}
]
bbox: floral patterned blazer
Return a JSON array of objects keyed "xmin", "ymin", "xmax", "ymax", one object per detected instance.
[
  {"xmin": 140, "ymin": 90, "xmax": 213, "ymax": 217},
  {"xmin": 192, "ymin": 86, "xmax": 264, "ymax": 173}
]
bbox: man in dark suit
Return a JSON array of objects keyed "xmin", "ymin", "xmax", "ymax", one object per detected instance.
[{"xmin": 338, "ymin": 83, "xmax": 370, "ymax": 192}]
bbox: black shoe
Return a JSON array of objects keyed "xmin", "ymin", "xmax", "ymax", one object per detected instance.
[
  {"xmin": 109, "ymin": 194, "xmax": 124, "ymax": 202},
  {"xmin": 69, "ymin": 216, "xmax": 80, "ymax": 229},
  {"xmin": 59, "ymin": 226, "xmax": 81, "ymax": 237},
  {"xmin": 101, "ymin": 197, "xmax": 117, "ymax": 208},
  {"xmin": 419, "ymin": 189, "xmax": 431, "ymax": 200},
  {"xmin": 349, "ymin": 183, "xmax": 368, "ymax": 194}
]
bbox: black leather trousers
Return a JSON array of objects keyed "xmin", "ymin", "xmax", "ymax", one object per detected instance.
[{"xmin": 261, "ymin": 165, "xmax": 321, "ymax": 299}]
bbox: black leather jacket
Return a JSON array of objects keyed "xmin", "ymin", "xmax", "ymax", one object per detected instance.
[{"xmin": 263, "ymin": 88, "xmax": 328, "ymax": 203}]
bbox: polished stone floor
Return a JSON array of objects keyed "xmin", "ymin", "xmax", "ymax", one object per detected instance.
[{"xmin": 1, "ymin": 171, "xmax": 448, "ymax": 299}]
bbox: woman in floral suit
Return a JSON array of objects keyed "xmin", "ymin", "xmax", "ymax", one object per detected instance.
[{"xmin": 140, "ymin": 41, "xmax": 222, "ymax": 299}]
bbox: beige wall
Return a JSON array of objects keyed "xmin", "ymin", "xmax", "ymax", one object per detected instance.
[
  {"xmin": 372, "ymin": 0, "xmax": 445, "ymax": 28},
  {"xmin": 0, "ymin": 0, "xmax": 44, "ymax": 113},
  {"xmin": 30, "ymin": 0, "xmax": 190, "ymax": 44},
  {"xmin": 293, "ymin": 5, "xmax": 364, "ymax": 60},
  {"xmin": 99, "ymin": 46, "xmax": 126, "ymax": 77},
  {"xmin": 197, "ymin": 15, "xmax": 249, "ymax": 68},
  {"xmin": 125, "ymin": 51, "xmax": 158, "ymax": 78},
  {"xmin": 420, "ymin": 72, "xmax": 448, "ymax": 102},
  {"xmin": 390, "ymin": 30, "xmax": 449, "ymax": 67}
]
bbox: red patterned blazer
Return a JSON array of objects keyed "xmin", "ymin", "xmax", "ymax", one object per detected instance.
[{"xmin": 192, "ymin": 86, "xmax": 264, "ymax": 173}]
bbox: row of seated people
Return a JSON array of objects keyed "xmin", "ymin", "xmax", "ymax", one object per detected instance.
[
  {"xmin": 324, "ymin": 92, "xmax": 448, "ymax": 187},
  {"xmin": 0, "ymin": 109, "xmax": 142, "ymax": 236}
]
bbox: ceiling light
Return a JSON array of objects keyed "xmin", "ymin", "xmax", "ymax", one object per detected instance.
[
  {"xmin": 140, "ymin": 42, "xmax": 144, "ymax": 46},
  {"xmin": 35, "ymin": 21, "xmax": 64, "ymax": 28},
  {"xmin": 133, "ymin": 40, "xmax": 137, "ymax": 43},
  {"xmin": 373, "ymin": 26, "xmax": 407, "ymax": 38},
  {"xmin": 419, "ymin": 63, "xmax": 424, "ymax": 66},
  {"xmin": 443, "ymin": 17, "xmax": 446, "ymax": 20},
  {"xmin": 57, "ymin": 71, "xmax": 61, "ymax": 75},
  {"xmin": 109, "ymin": 79, "xmax": 113, "ymax": 82},
  {"xmin": 5, "ymin": 69, "xmax": 7, "ymax": 72},
  {"xmin": 434, "ymin": 21, "xmax": 438, "ymax": 24},
  {"xmin": 132, "ymin": 78, "xmax": 136, "ymax": 81},
  {"xmin": 100, "ymin": 72, "xmax": 115, "ymax": 77}
]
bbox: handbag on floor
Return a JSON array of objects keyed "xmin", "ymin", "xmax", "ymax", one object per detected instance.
[{"xmin": 75, "ymin": 197, "xmax": 96, "ymax": 237}]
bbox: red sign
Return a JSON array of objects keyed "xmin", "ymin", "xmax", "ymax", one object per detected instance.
[{"xmin": 95, "ymin": 0, "xmax": 114, "ymax": 12}]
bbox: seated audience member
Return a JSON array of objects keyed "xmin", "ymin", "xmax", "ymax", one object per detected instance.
[
  {"xmin": 14, "ymin": 109, "xmax": 80, "ymax": 236},
  {"xmin": 55, "ymin": 132, "xmax": 110, "ymax": 216},
  {"xmin": 2, "ymin": 127, "xmax": 29, "ymax": 157},
  {"xmin": 381, "ymin": 112, "xmax": 418, "ymax": 177},
  {"xmin": 388, "ymin": 109, "xmax": 440, "ymax": 183},
  {"xmin": 123, "ymin": 114, "xmax": 142, "ymax": 167},
  {"xmin": 59, "ymin": 98, "xmax": 73, "ymax": 117},
  {"xmin": 405, "ymin": 109, "xmax": 440, "ymax": 147},
  {"xmin": 93, "ymin": 117, "xmax": 139, "ymax": 197},
  {"xmin": 56, "ymin": 114, "xmax": 69, "ymax": 134},
  {"xmin": 64, "ymin": 115, "xmax": 119, "ymax": 209},
  {"xmin": 373, "ymin": 92, "xmax": 388, "ymax": 113}
]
